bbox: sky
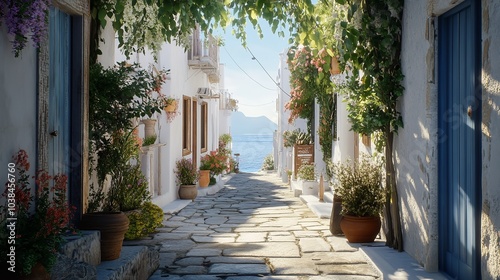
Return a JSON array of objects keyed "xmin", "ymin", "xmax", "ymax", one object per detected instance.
[{"xmin": 216, "ymin": 22, "xmax": 290, "ymax": 124}]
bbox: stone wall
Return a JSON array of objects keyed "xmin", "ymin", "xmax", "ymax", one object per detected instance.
[
  {"xmin": 480, "ymin": 0, "xmax": 500, "ymax": 278},
  {"xmin": 397, "ymin": 0, "xmax": 500, "ymax": 277}
]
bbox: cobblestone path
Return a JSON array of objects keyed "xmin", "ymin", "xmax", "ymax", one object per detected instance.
[{"xmin": 146, "ymin": 172, "xmax": 380, "ymax": 280}]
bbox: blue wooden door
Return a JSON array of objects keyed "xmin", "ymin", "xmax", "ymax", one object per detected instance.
[
  {"xmin": 438, "ymin": 0, "xmax": 481, "ymax": 279},
  {"xmin": 48, "ymin": 7, "xmax": 71, "ymax": 176}
]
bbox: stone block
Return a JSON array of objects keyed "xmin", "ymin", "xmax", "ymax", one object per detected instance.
[{"xmin": 59, "ymin": 230, "xmax": 100, "ymax": 265}]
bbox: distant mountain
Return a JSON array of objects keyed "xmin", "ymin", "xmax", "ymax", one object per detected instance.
[{"xmin": 231, "ymin": 111, "xmax": 277, "ymax": 135}]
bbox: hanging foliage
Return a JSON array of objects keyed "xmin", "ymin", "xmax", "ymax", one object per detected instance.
[
  {"xmin": 0, "ymin": 0, "xmax": 51, "ymax": 57},
  {"xmin": 333, "ymin": 0, "xmax": 405, "ymax": 251},
  {"xmin": 90, "ymin": 0, "xmax": 321, "ymax": 63}
]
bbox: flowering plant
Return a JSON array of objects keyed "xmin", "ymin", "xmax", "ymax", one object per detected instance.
[
  {"xmin": 285, "ymin": 46, "xmax": 332, "ymax": 125},
  {"xmin": 0, "ymin": 150, "xmax": 75, "ymax": 275},
  {"xmin": 0, "ymin": 0, "xmax": 50, "ymax": 57},
  {"xmin": 200, "ymin": 151, "xmax": 228, "ymax": 177},
  {"xmin": 174, "ymin": 158, "xmax": 199, "ymax": 185}
]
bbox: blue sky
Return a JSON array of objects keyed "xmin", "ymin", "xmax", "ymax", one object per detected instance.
[{"xmin": 216, "ymin": 21, "xmax": 290, "ymax": 124}]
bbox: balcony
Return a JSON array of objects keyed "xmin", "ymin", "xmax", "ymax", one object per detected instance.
[
  {"xmin": 219, "ymin": 90, "xmax": 238, "ymax": 111},
  {"xmin": 188, "ymin": 27, "xmax": 220, "ymax": 83}
]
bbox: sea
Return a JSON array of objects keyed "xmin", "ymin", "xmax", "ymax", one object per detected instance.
[{"xmin": 231, "ymin": 134, "xmax": 274, "ymax": 173}]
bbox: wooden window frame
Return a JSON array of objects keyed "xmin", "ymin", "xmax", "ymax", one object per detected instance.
[
  {"xmin": 200, "ymin": 102, "xmax": 208, "ymax": 153},
  {"xmin": 182, "ymin": 96, "xmax": 192, "ymax": 155}
]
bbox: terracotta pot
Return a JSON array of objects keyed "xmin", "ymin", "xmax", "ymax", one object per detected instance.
[
  {"xmin": 330, "ymin": 56, "xmax": 341, "ymax": 75},
  {"xmin": 330, "ymin": 195, "xmax": 343, "ymax": 235},
  {"xmin": 19, "ymin": 262, "xmax": 50, "ymax": 280},
  {"xmin": 199, "ymin": 170, "xmax": 210, "ymax": 188},
  {"xmin": 179, "ymin": 184, "xmax": 198, "ymax": 201},
  {"xmin": 340, "ymin": 215, "xmax": 381, "ymax": 243},
  {"xmin": 164, "ymin": 100, "xmax": 177, "ymax": 112},
  {"xmin": 80, "ymin": 212, "xmax": 130, "ymax": 261}
]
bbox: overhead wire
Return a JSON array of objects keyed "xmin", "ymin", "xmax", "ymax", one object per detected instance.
[
  {"xmin": 246, "ymin": 46, "xmax": 291, "ymax": 97},
  {"xmin": 223, "ymin": 45, "xmax": 276, "ymax": 91}
]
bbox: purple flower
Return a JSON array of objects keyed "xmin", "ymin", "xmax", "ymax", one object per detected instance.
[{"xmin": 0, "ymin": 0, "xmax": 51, "ymax": 57}]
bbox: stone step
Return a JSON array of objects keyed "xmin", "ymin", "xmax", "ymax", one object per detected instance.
[
  {"xmin": 53, "ymin": 230, "xmax": 159, "ymax": 280},
  {"xmin": 96, "ymin": 246, "xmax": 159, "ymax": 280},
  {"xmin": 300, "ymin": 191, "xmax": 335, "ymax": 219}
]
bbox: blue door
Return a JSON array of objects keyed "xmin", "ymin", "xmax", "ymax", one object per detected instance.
[
  {"xmin": 48, "ymin": 7, "xmax": 84, "ymax": 221},
  {"xmin": 48, "ymin": 7, "xmax": 71, "ymax": 176},
  {"xmin": 438, "ymin": 0, "xmax": 481, "ymax": 279}
]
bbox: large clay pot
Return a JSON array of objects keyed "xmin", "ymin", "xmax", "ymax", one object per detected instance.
[
  {"xmin": 340, "ymin": 215, "xmax": 381, "ymax": 243},
  {"xmin": 19, "ymin": 262, "xmax": 50, "ymax": 280},
  {"xmin": 329, "ymin": 195, "xmax": 343, "ymax": 235},
  {"xmin": 80, "ymin": 212, "xmax": 129, "ymax": 261},
  {"xmin": 199, "ymin": 170, "xmax": 210, "ymax": 188},
  {"xmin": 179, "ymin": 184, "xmax": 197, "ymax": 201}
]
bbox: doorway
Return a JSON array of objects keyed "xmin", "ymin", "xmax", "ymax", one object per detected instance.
[{"xmin": 437, "ymin": 0, "xmax": 481, "ymax": 278}]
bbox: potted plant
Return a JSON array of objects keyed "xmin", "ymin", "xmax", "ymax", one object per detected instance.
[
  {"xmin": 174, "ymin": 158, "xmax": 199, "ymax": 201},
  {"xmin": 200, "ymin": 150, "xmax": 228, "ymax": 185},
  {"xmin": 0, "ymin": 150, "xmax": 75, "ymax": 278},
  {"xmin": 297, "ymin": 164, "xmax": 318, "ymax": 195},
  {"xmin": 332, "ymin": 156, "xmax": 385, "ymax": 243},
  {"xmin": 162, "ymin": 96, "xmax": 177, "ymax": 112},
  {"xmin": 86, "ymin": 62, "xmax": 168, "ymax": 260},
  {"xmin": 199, "ymin": 155, "xmax": 212, "ymax": 188},
  {"xmin": 143, "ymin": 134, "xmax": 157, "ymax": 146},
  {"xmin": 160, "ymin": 96, "xmax": 180, "ymax": 123}
]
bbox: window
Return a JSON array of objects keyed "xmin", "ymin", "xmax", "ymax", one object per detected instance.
[
  {"xmin": 200, "ymin": 102, "xmax": 208, "ymax": 153},
  {"xmin": 182, "ymin": 96, "xmax": 191, "ymax": 155}
]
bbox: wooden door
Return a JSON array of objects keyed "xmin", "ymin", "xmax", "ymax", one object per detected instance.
[{"xmin": 438, "ymin": 0, "xmax": 481, "ymax": 278}]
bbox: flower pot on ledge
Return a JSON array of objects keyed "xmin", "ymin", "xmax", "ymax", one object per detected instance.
[{"xmin": 141, "ymin": 119, "xmax": 157, "ymax": 138}]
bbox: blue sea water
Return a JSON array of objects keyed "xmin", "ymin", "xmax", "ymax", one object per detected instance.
[{"xmin": 231, "ymin": 134, "xmax": 274, "ymax": 173}]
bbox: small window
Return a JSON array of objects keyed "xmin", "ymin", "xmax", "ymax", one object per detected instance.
[
  {"xmin": 200, "ymin": 102, "xmax": 208, "ymax": 153},
  {"xmin": 182, "ymin": 96, "xmax": 191, "ymax": 155}
]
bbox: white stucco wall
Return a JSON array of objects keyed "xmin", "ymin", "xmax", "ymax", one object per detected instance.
[
  {"xmin": 115, "ymin": 40, "xmax": 221, "ymax": 208},
  {"xmin": 332, "ymin": 91, "xmax": 354, "ymax": 165},
  {"xmin": 397, "ymin": 0, "xmax": 500, "ymax": 277},
  {"xmin": 396, "ymin": 0, "xmax": 440, "ymax": 271},
  {"xmin": 480, "ymin": 0, "xmax": 500, "ymax": 278},
  {"xmin": 0, "ymin": 25, "xmax": 38, "ymax": 186},
  {"xmin": 276, "ymin": 50, "xmax": 307, "ymax": 181}
]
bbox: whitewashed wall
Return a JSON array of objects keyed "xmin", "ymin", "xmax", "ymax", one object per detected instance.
[
  {"xmin": 0, "ymin": 25, "xmax": 38, "ymax": 185},
  {"xmin": 114, "ymin": 38, "xmax": 222, "ymax": 208},
  {"xmin": 276, "ymin": 50, "xmax": 307, "ymax": 182},
  {"xmin": 396, "ymin": 0, "xmax": 500, "ymax": 277}
]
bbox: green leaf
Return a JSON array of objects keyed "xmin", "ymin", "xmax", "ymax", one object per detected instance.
[
  {"xmin": 98, "ymin": 9, "xmax": 107, "ymax": 28},
  {"xmin": 326, "ymin": 48, "xmax": 334, "ymax": 57}
]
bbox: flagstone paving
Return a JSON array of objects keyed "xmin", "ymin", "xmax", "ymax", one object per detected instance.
[{"xmin": 141, "ymin": 172, "xmax": 380, "ymax": 279}]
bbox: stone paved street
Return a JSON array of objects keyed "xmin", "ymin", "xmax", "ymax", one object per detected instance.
[{"xmin": 143, "ymin": 172, "xmax": 380, "ymax": 279}]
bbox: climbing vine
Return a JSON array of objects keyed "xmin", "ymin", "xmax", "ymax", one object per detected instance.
[
  {"xmin": 90, "ymin": 0, "xmax": 321, "ymax": 64},
  {"xmin": 333, "ymin": 0, "xmax": 405, "ymax": 251}
]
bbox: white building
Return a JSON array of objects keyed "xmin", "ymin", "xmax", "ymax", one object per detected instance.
[
  {"xmin": 274, "ymin": 50, "xmax": 307, "ymax": 182},
  {"xmin": 103, "ymin": 26, "xmax": 232, "ymax": 208}
]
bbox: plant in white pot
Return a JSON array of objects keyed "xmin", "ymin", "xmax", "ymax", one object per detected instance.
[
  {"xmin": 297, "ymin": 164, "xmax": 318, "ymax": 195},
  {"xmin": 332, "ymin": 156, "xmax": 385, "ymax": 243}
]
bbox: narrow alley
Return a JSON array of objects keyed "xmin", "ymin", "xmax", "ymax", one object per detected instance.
[{"xmin": 142, "ymin": 172, "xmax": 380, "ymax": 279}]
